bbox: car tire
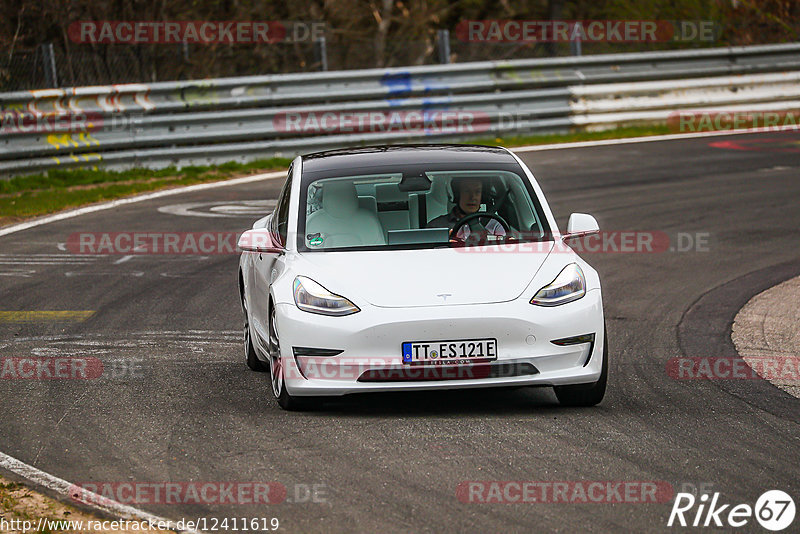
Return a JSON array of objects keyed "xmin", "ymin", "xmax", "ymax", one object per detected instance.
[
  {"xmin": 268, "ymin": 304, "xmax": 318, "ymax": 411},
  {"xmin": 243, "ymin": 295, "xmax": 269, "ymax": 372},
  {"xmin": 553, "ymin": 325, "xmax": 608, "ymax": 407}
]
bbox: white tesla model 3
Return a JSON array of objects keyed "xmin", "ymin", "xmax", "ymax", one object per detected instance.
[{"xmin": 238, "ymin": 145, "xmax": 606, "ymax": 410}]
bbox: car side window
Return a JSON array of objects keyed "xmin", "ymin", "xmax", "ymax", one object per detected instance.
[{"xmin": 272, "ymin": 166, "xmax": 293, "ymax": 246}]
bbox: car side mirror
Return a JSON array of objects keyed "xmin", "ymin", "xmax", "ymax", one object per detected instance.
[
  {"xmin": 238, "ymin": 229, "xmax": 284, "ymax": 253},
  {"xmin": 563, "ymin": 213, "xmax": 600, "ymax": 240}
]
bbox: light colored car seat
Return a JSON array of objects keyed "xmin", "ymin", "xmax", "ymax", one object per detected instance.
[
  {"xmin": 425, "ymin": 176, "xmax": 451, "ymax": 222},
  {"xmin": 306, "ymin": 181, "xmax": 386, "ymax": 248},
  {"xmin": 375, "ymin": 183, "xmax": 411, "ymax": 240},
  {"xmin": 358, "ymin": 195, "xmax": 378, "ymax": 215}
]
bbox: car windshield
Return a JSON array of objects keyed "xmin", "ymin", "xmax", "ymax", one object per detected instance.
[{"xmin": 298, "ymin": 163, "xmax": 551, "ymax": 252}]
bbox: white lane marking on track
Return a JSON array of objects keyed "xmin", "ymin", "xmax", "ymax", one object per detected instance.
[
  {"xmin": 0, "ymin": 261, "xmax": 93, "ymax": 265},
  {"xmin": 57, "ymin": 242, "xmax": 67, "ymax": 251},
  {"xmin": 510, "ymin": 124, "xmax": 800, "ymax": 152},
  {"xmin": 0, "ymin": 255, "xmax": 96, "ymax": 265},
  {"xmin": 0, "ymin": 269, "xmax": 36, "ymax": 277},
  {"xmin": 158, "ymin": 199, "xmax": 276, "ymax": 218},
  {"xmin": 759, "ymin": 165, "xmax": 793, "ymax": 172},
  {"xmin": 0, "ymin": 256, "xmax": 93, "ymax": 258},
  {"xmin": 64, "ymin": 271, "xmax": 145, "ymax": 277},
  {"xmin": 209, "ymin": 204, "xmax": 270, "ymax": 214},
  {"xmin": 0, "ymin": 451, "xmax": 200, "ymax": 534},
  {"xmin": 113, "ymin": 244, "xmax": 147, "ymax": 264},
  {"xmin": 0, "ymin": 170, "xmax": 285, "ymax": 238},
  {"xmin": 159, "ymin": 271, "xmax": 227, "ymax": 278},
  {"xmin": 0, "ymin": 254, "xmax": 94, "ymax": 257},
  {"xmin": 1, "ymin": 330, "xmax": 240, "ymax": 345},
  {"xmin": 0, "ymin": 257, "xmax": 92, "ymax": 258}
]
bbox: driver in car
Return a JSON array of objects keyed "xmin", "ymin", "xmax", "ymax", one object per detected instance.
[{"xmin": 427, "ymin": 178, "xmax": 507, "ymax": 241}]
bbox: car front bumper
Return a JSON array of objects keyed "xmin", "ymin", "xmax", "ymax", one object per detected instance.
[{"xmin": 274, "ymin": 289, "xmax": 604, "ymax": 396}]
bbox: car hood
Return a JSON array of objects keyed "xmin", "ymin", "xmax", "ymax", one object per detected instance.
[{"xmin": 296, "ymin": 243, "xmax": 554, "ymax": 307}]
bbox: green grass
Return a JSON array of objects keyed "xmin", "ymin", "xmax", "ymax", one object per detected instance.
[
  {"xmin": 0, "ymin": 157, "xmax": 291, "ymax": 225},
  {"xmin": 0, "ymin": 157, "xmax": 291, "ymax": 196},
  {"xmin": 470, "ymin": 124, "xmax": 673, "ymax": 147},
  {"xmin": 1, "ymin": 124, "xmax": 675, "ymax": 225},
  {"xmin": 0, "ymin": 481, "xmax": 25, "ymax": 519}
]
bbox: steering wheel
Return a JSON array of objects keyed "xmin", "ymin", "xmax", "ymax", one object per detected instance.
[{"xmin": 451, "ymin": 211, "xmax": 510, "ymax": 242}]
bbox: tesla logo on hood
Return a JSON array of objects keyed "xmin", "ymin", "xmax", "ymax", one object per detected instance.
[{"xmin": 437, "ymin": 293, "xmax": 452, "ymax": 302}]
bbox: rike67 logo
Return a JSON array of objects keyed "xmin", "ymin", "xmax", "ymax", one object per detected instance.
[{"xmin": 668, "ymin": 490, "xmax": 795, "ymax": 531}]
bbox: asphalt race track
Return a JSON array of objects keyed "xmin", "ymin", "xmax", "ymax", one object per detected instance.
[{"xmin": 1, "ymin": 132, "xmax": 798, "ymax": 532}]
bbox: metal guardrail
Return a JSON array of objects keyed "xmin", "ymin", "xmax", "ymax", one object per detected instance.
[{"xmin": 1, "ymin": 43, "xmax": 799, "ymax": 175}]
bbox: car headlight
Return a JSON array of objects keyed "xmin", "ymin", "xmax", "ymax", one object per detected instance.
[
  {"xmin": 293, "ymin": 276, "xmax": 360, "ymax": 316},
  {"xmin": 530, "ymin": 263, "xmax": 586, "ymax": 306}
]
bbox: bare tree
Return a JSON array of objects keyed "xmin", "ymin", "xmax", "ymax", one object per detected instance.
[{"xmin": 372, "ymin": 0, "xmax": 394, "ymax": 67}]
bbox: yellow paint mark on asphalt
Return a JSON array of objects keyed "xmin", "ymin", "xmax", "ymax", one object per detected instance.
[{"xmin": 0, "ymin": 311, "xmax": 95, "ymax": 323}]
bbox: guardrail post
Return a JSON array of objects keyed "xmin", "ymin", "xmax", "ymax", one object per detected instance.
[
  {"xmin": 437, "ymin": 29, "xmax": 451, "ymax": 64},
  {"xmin": 314, "ymin": 36, "xmax": 328, "ymax": 71},
  {"xmin": 41, "ymin": 42, "xmax": 58, "ymax": 88}
]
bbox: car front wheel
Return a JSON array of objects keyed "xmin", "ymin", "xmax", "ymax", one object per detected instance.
[
  {"xmin": 243, "ymin": 295, "xmax": 268, "ymax": 372},
  {"xmin": 553, "ymin": 325, "xmax": 608, "ymax": 407},
  {"xmin": 268, "ymin": 304, "xmax": 316, "ymax": 411}
]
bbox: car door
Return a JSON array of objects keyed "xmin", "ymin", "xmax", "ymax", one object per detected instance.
[{"xmin": 251, "ymin": 166, "xmax": 292, "ymax": 354}]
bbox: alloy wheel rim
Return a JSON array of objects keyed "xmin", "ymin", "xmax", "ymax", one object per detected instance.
[
  {"xmin": 269, "ymin": 307, "xmax": 283, "ymax": 398},
  {"xmin": 243, "ymin": 299, "xmax": 250, "ymax": 359}
]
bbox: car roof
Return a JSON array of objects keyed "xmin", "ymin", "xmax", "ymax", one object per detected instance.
[{"xmin": 300, "ymin": 144, "xmax": 516, "ymax": 174}]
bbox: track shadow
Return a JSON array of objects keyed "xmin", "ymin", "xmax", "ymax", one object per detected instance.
[{"xmin": 296, "ymin": 386, "xmax": 574, "ymax": 417}]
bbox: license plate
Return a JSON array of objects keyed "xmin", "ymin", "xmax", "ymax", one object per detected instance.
[{"xmin": 402, "ymin": 339, "xmax": 497, "ymax": 365}]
